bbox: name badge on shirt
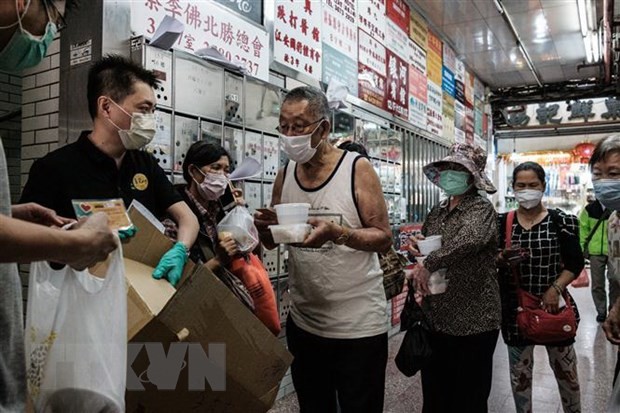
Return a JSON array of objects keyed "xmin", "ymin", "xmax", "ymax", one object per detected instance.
[{"xmin": 132, "ymin": 173, "xmax": 148, "ymax": 191}]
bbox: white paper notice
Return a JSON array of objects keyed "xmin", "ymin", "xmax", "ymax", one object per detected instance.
[
  {"xmin": 229, "ymin": 156, "xmax": 261, "ymax": 181},
  {"xmin": 150, "ymin": 15, "xmax": 184, "ymax": 50}
]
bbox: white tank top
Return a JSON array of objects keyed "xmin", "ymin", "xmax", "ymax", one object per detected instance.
[{"xmin": 281, "ymin": 151, "xmax": 388, "ymax": 339}]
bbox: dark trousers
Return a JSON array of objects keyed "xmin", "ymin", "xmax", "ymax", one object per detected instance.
[
  {"xmin": 421, "ymin": 328, "xmax": 500, "ymax": 413},
  {"xmin": 286, "ymin": 316, "xmax": 388, "ymax": 413}
]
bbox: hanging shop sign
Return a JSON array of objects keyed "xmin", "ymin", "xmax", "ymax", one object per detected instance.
[
  {"xmin": 213, "ymin": 0, "xmax": 262, "ymax": 25},
  {"xmin": 409, "ymin": 9, "xmax": 427, "ymax": 50},
  {"xmin": 132, "ymin": 1, "xmax": 269, "ymax": 81},
  {"xmin": 358, "ymin": 28, "xmax": 386, "ymax": 109},
  {"xmin": 443, "ymin": 43, "xmax": 456, "ymax": 73},
  {"xmin": 408, "ymin": 67, "xmax": 427, "ymax": 130},
  {"xmin": 454, "ymin": 99, "xmax": 465, "ymax": 143},
  {"xmin": 474, "ymin": 98, "xmax": 484, "ymax": 138},
  {"xmin": 386, "ymin": 50, "xmax": 408, "ymax": 119},
  {"xmin": 426, "ymin": 80, "xmax": 443, "ymax": 136},
  {"xmin": 455, "ymin": 79, "xmax": 465, "ymax": 104},
  {"xmin": 386, "ymin": 19, "xmax": 409, "ymax": 59},
  {"xmin": 455, "ymin": 58, "xmax": 465, "ymax": 83},
  {"xmin": 426, "ymin": 31, "xmax": 442, "ymax": 86},
  {"xmin": 443, "ymin": 93, "xmax": 455, "ymax": 142},
  {"xmin": 465, "ymin": 103, "xmax": 475, "ymax": 144},
  {"xmin": 323, "ymin": 44, "xmax": 358, "ymax": 96},
  {"xmin": 408, "ymin": 39, "xmax": 426, "ymax": 75},
  {"xmin": 441, "ymin": 66, "xmax": 455, "ymax": 97},
  {"xmin": 386, "ymin": 0, "xmax": 409, "ymax": 33},
  {"xmin": 501, "ymin": 97, "xmax": 620, "ymax": 128},
  {"xmin": 465, "ymin": 70, "xmax": 475, "ymax": 106},
  {"xmin": 273, "ymin": 0, "xmax": 322, "ymax": 80},
  {"xmin": 322, "ymin": 0, "xmax": 357, "ymax": 94},
  {"xmin": 322, "ymin": 0, "xmax": 356, "ymax": 56},
  {"xmin": 357, "ymin": 0, "xmax": 386, "ymax": 44}
]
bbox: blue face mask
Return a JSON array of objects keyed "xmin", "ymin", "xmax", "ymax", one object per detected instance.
[
  {"xmin": 593, "ymin": 179, "xmax": 620, "ymax": 211},
  {"xmin": 0, "ymin": 3, "xmax": 58, "ymax": 73},
  {"xmin": 438, "ymin": 170, "xmax": 472, "ymax": 196}
]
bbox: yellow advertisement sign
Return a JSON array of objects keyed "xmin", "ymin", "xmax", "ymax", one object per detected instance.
[{"xmin": 409, "ymin": 10, "xmax": 427, "ymax": 50}]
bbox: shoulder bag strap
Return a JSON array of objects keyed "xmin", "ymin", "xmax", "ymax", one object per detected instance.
[
  {"xmin": 505, "ymin": 211, "xmax": 522, "ymax": 290},
  {"xmin": 583, "ymin": 209, "xmax": 610, "ymax": 252}
]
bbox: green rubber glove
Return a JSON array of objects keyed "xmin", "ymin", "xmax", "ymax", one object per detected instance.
[
  {"xmin": 152, "ymin": 242, "xmax": 188, "ymax": 287},
  {"xmin": 118, "ymin": 225, "xmax": 137, "ymax": 240}
]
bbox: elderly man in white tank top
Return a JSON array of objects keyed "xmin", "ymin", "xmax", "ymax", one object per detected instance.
[{"xmin": 255, "ymin": 86, "xmax": 393, "ymax": 413}]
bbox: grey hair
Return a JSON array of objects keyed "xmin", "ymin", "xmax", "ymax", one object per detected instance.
[
  {"xmin": 282, "ymin": 86, "xmax": 330, "ymax": 120},
  {"xmin": 589, "ymin": 134, "xmax": 620, "ymax": 170}
]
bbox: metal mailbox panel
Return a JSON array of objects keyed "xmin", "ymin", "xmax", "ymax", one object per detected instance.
[
  {"xmin": 145, "ymin": 109, "xmax": 172, "ymax": 171},
  {"xmin": 174, "ymin": 55, "xmax": 223, "ymax": 119},
  {"xmin": 173, "ymin": 115, "xmax": 199, "ymax": 172}
]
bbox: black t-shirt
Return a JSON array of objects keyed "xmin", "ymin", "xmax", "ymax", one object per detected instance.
[{"xmin": 20, "ymin": 131, "xmax": 182, "ymax": 219}]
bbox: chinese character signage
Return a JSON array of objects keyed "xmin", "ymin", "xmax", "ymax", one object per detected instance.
[
  {"xmin": 513, "ymin": 97, "xmax": 620, "ymax": 128},
  {"xmin": 357, "ymin": 0, "xmax": 386, "ymax": 43},
  {"xmin": 426, "ymin": 80, "xmax": 443, "ymax": 136},
  {"xmin": 455, "ymin": 99, "xmax": 465, "ymax": 143},
  {"xmin": 474, "ymin": 76, "xmax": 484, "ymax": 100},
  {"xmin": 465, "ymin": 103, "xmax": 474, "ymax": 144},
  {"xmin": 323, "ymin": 44, "xmax": 358, "ymax": 96},
  {"xmin": 465, "ymin": 70, "xmax": 475, "ymax": 106},
  {"xmin": 386, "ymin": 19, "xmax": 409, "ymax": 58},
  {"xmin": 455, "ymin": 79, "xmax": 465, "ymax": 104},
  {"xmin": 386, "ymin": 0, "xmax": 409, "ymax": 33},
  {"xmin": 443, "ymin": 43, "xmax": 456, "ymax": 73},
  {"xmin": 214, "ymin": 0, "xmax": 262, "ymax": 25},
  {"xmin": 409, "ymin": 9, "xmax": 427, "ymax": 50},
  {"xmin": 408, "ymin": 67, "xmax": 427, "ymax": 130},
  {"xmin": 426, "ymin": 31, "xmax": 442, "ymax": 86},
  {"xmin": 408, "ymin": 39, "xmax": 426, "ymax": 75},
  {"xmin": 274, "ymin": 0, "xmax": 322, "ymax": 80},
  {"xmin": 131, "ymin": 1, "xmax": 269, "ymax": 81},
  {"xmin": 442, "ymin": 66, "xmax": 455, "ymax": 97},
  {"xmin": 455, "ymin": 58, "xmax": 465, "ymax": 83},
  {"xmin": 386, "ymin": 50, "xmax": 408, "ymax": 119},
  {"xmin": 474, "ymin": 98, "xmax": 483, "ymax": 138},
  {"xmin": 358, "ymin": 28, "xmax": 386, "ymax": 109},
  {"xmin": 322, "ymin": 0, "xmax": 357, "ymax": 56},
  {"xmin": 443, "ymin": 93, "xmax": 455, "ymax": 142}
]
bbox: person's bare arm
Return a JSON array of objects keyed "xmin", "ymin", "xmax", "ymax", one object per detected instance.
[
  {"xmin": 254, "ymin": 168, "xmax": 284, "ymax": 250},
  {"xmin": 0, "ymin": 212, "xmax": 118, "ymax": 270},
  {"xmin": 304, "ymin": 158, "xmax": 392, "ymax": 253},
  {"xmin": 166, "ymin": 201, "xmax": 199, "ymax": 249}
]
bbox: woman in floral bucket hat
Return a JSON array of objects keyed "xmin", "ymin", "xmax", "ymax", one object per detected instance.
[{"xmin": 409, "ymin": 143, "xmax": 501, "ymax": 413}]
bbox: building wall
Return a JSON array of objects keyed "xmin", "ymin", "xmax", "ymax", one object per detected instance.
[{"xmin": 0, "ymin": 71, "xmax": 22, "ymax": 204}]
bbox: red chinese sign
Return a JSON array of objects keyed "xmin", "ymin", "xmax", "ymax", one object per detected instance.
[
  {"xmin": 273, "ymin": 0, "xmax": 322, "ymax": 80},
  {"xmin": 131, "ymin": 1, "xmax": 269, "ymax": 80},
  {"xmin": 386, "ymin": 0, "xmax": 409, "ymax": 33},
  {"xmin": 358, "ymin": 29, "xmax": 386, "ymax": 109},
  {"xmin": 386, "ymin": 50, "xmax": 408, "ymax": 119}
]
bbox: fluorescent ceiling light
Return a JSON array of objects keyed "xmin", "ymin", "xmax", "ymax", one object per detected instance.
[
  {"xmin": 577, "ymin": 0, "xmax": 588, "ymax": 37},
  {"xmin": 493, "ymin": 0, "xmax": 504, "ymax": 14},
  {"xmin": 591, "ymin": 31, "xmax": 600, "ymax": 62},
  {"xmin": 584, "ymin": 34, "xmax": 593, "ymax": 63}
]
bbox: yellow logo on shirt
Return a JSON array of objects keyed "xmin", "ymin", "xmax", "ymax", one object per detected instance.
[{"xmin": 132, "ymin": 173, "xmax": 148, "ymax": 191}]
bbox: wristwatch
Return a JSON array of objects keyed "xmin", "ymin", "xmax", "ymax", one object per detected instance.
[{"xmin": 334, "ymin": 225, "xmax": 351, "ymax": 245}]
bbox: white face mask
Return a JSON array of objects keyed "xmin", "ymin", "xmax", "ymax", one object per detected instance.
[
  {"xmin": 515, "ymin": 189, "xmax": 544, "ymax": 209},
  {"xmin": 107, "ymin": 99, "xmax": 156, "ymax": 150},
  {"xmin": 280, "ymin": 121, "xmax": 324, "ymax": 164}
]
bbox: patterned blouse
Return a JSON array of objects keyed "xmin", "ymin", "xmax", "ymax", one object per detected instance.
[
  {"xmin": 498, "ymin": 209, "xmax": 584, "ymax": 346},
  {"xmin": 422, "ymin": 194, "xmax": 501, "ymax": 336}
]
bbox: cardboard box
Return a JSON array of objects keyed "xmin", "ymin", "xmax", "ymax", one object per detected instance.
[{"xmin": 122, "ymin": 209, "xmax": 293, "ymax": 412}]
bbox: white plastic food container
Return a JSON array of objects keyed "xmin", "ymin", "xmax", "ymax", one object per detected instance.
[
  {"xmin": 417, "ymin": 235, "xmax": 442, "ymax": 256},
  {"xmin": 274, "ymin": 203, "xmax": 310, "ymax": 225},
  {"xmin": 269, "ymin": 224, "xmax": 312, "ymax": 244}
]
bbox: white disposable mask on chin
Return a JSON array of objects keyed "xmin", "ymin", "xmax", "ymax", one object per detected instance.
[
  {"xmin": 280, "ymin": 121, "xmax": 324, "ymax": 164},
  {"xmin": 107, "ymin": 99, "xmax": 156, "ymax": 150},
  {"xmin": 515, "ymin": 189, "xmax": 544, "ymax": 209}
]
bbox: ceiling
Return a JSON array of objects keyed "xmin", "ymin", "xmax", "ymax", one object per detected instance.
[{"xmin": 407, "ymin": 0, "xmax": 612, "ymax": 106}]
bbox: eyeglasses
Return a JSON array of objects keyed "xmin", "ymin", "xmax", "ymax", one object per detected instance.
[
  {"xmin": 43, "ymin": 0, "xmax": 67, "ymax": 32},
  {"xmin": 276, "ymin": 118, "xmax": 324, "ymax": 136}
]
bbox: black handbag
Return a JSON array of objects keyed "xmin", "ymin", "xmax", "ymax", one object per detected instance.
[{"xmin": 395, "ymin": 281, "xmax": 432, "ymax": 377}]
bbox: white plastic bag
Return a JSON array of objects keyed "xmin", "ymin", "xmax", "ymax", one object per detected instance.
[
  {"xmin": 217, "ymin": 205, "xmax": 259, "ymax": 253},
  {"xmin": 25, "ymin": 247, "xmax": 127, "ymax": 413}
]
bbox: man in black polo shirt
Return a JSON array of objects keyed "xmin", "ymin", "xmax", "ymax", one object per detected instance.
[{"xmin": 21, "ymin": 55, "xmax": 199, "ymax": 286}]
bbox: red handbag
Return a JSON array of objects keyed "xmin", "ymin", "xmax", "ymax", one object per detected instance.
[{"xmin": 506, "ymin": 211, "xmax": 577, "ymax": 344}]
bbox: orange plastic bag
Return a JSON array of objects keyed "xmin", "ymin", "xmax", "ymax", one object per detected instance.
[{"xmin": 229, "ymin": 254, "xmax": 281, "ymax": 336}]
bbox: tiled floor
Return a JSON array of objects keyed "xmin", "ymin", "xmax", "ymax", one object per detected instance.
[{"xmin": 269, "ymin": 286, "xmax": 617, "ymax": 412}]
